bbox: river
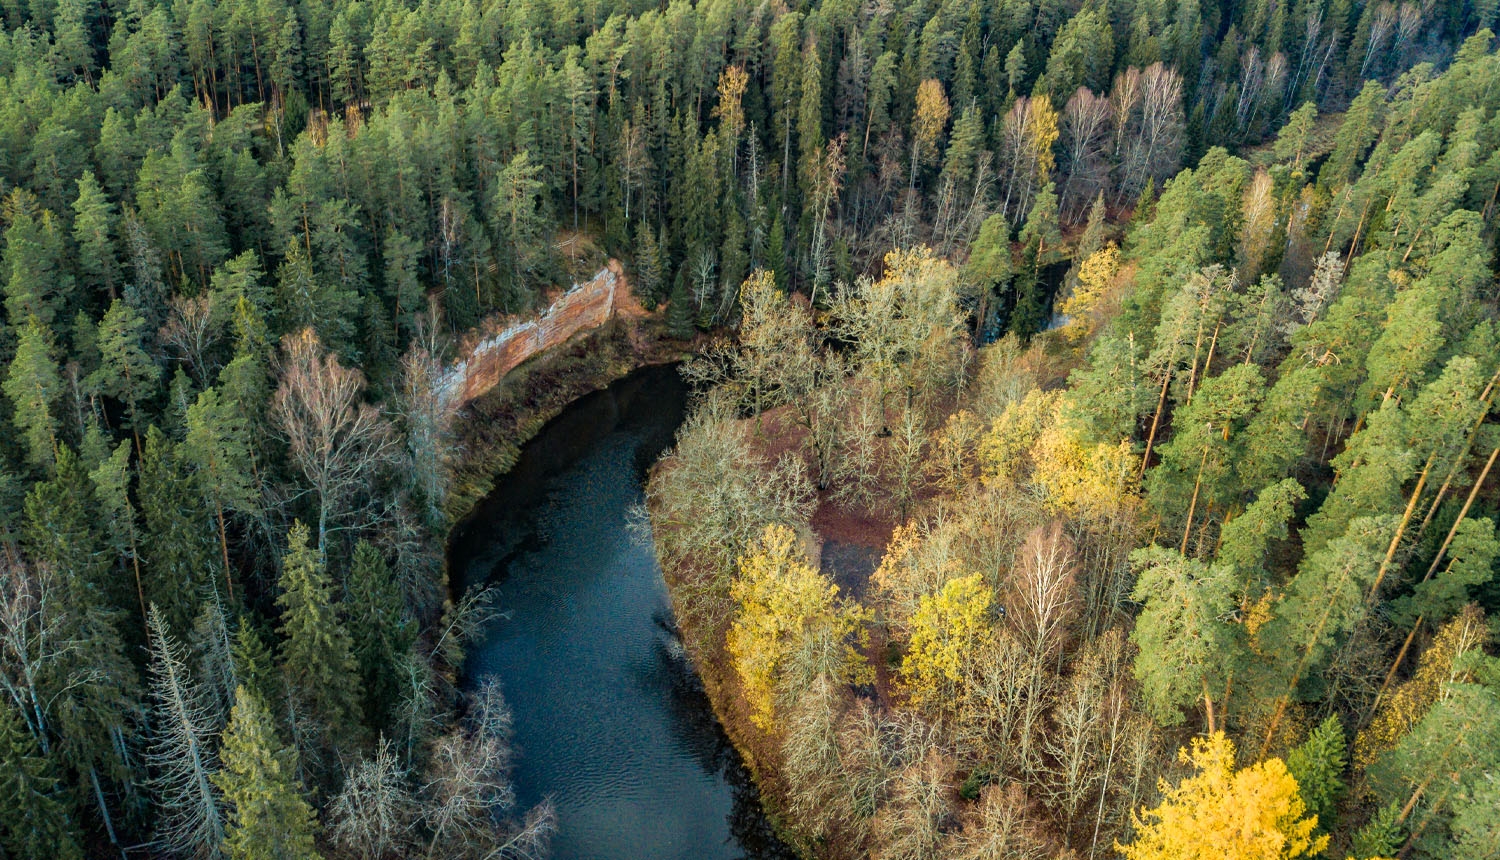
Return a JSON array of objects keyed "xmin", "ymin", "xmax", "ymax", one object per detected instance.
[{"xmin": 448, "ymin": 365, "xmax": 796, "ymax": 860}]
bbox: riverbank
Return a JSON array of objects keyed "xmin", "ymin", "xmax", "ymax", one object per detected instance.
[
  {"xmin": 645, "ymin": 409, "xmax": 900, "ymax": 860},
  {"xmin": 442, "ymin": 287, "xmax": 685, "ymax": 530}
]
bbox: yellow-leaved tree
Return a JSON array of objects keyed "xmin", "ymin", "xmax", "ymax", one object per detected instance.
[
  {"xmin": 727, "ymin": 525, "xmax": 867, "ymax": 730},
  {"xmin": 898, "ymin": 572, "xmax": 994, "ymax": 709},
  {"xmin": 1059, "ymin": 242, "xmax": 1121, "ymax": 342},
  {"xmin": 1118, "ymin": 732, "xmax": 1328, "ymax": 860}
]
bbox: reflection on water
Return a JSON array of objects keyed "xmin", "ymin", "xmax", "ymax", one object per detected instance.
[{"xmin": 449, "ymin": 366, "xmax": 796, "ymax": 860}]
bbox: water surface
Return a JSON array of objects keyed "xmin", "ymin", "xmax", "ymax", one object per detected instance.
[{"xmin": 450, "ymin": 366, "xmax": 794, "ymax": 860}]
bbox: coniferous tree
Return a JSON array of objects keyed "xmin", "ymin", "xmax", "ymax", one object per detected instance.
[
  {"xmin": 0, "ymin": 700, "xmax": 83, "ymax": 860},
  {"xmin": 89, "ymin": 298, "xmax": 162, "ymax": 440},
  {"xmin": 213, "ymin": 686, "xmax": 321, "ymax": 860},
  {"xmin": 183, "ymin": 386, "xmax": 259, "ymax": 599},
  {"xmin": 139, "ymin": 426, "xmax": 218, "ymax": 629},
  {"xmin": 4, "ymin": 318, "xmax": 64, "ymax": 470},
  {"xmin": 145, "ymin": 604, "xmax": 226, "ymax": 860},
  {"xmin": 72, "ymin": 171, "xmax": 121, "ymax": 301},
  {"xmin": 1284, "ymin": 714, "xmax": 1346, "ymax": 834},
  {"xmin": 276, "ymin": 521, "xmax": 364, "ymax": 759},
  {"xmin": 348, "ymin": 540, "xmax": 414, "ymax": 734}
]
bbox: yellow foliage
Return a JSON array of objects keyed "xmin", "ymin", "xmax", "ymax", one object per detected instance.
[
  {"xmin": 1026, "ymin": 95, "xmax": 1059, "ymax": 178},
  {"xmin": 977, "ymin": 389, "xmax": 1060, "ymax": 484},
  {"xmin": 1244, "ymin": 590, "xmax": 1275, "ymax": 640},
  {"xmin": 931, "ymin": 409, "xmax": 984, "ymax": 493},
  {"xmin": 898, "ymin": 573, "xmax": 994, "ymax": 709},
  {"xmin": 1118, "ymin": 732, "xmax": 1328, "ymax": 860},
  {"xmin": 870, "ymin": 518, "xmax": 966, "ymax": 630},
  {"xmin": 728, "ymin": 525, "xmax": 867, "ymax": 731},
  {"xmin": 1029, "ymin": 412, "xmax": 1139, "ymax": 523},
  {"xmin": 1059, "ymin": 243, "xmax": 1121, "ymax": 342},
  {"xmin": 978, "ymin": 390, "xmax": 1138, "ymax": 521},
  {"xmin": 1353, "ymin": 606, "xmax": 1490, "ymax": 772},
  {"xmin": 913, "ymin": 79, "xmax": 951, "ymax": 159}
]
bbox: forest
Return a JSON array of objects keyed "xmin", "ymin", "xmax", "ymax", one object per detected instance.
[{"xmin": 0, "ymin": 0, "xmax": 1495, "ymax": 856}]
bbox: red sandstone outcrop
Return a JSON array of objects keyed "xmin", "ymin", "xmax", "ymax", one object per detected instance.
[{"xmin": 440, "ymin": 261, "xmax": 624, "ymax": 405}]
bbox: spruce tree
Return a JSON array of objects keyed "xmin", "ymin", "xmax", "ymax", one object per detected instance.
[
  {"xmin": 139, "ymin": 426, "xmax": 218, "ymax": 630},
  {"xmin": 0, "ymin": 700, "xmax": 83, "ymax": 860},
  {"xmin": 666, "ymin": 279, "xmax": 696, "ymax": 340},
  {"xmin": 213, "ymin": 687, "xmax": 321, "ymax": 860},
  {"xmin": 348, "ymin": 540, "xmax": 415, "ymax": 734},
  {"xmin": 89, "ymin": 298, "xmax": 163, "ymax": 441},
  {"xmin": 633, "ymin": 220, "xmax": 665, "ymax": 309},
  {"xmin": 276, "ymin": 522, "xmax": 364, "ymax": 755},
  {"xmin": 1285, "ymin": 714, "xmax": 1346, "ymax": 832}
]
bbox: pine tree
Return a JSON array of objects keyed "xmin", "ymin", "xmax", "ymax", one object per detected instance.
[
  {"xmin": 277, "ymin": 522, "xmax": 364, "ymax": 754},
  {"xmin": 1128, "ymin": 547, "xmax": 1238, "ymax": 728},
  {"xmin": 89, "ymin": 438, "xmax": 148, "ymax": 623},
  {"xmin": 3, "ymin": 196, "xmax": 74, "ymax": 328},
  {"xmin": 213, "ymin": 687, "xmax": 321, "ymax": 860},
  {"xmin": 1274, "ymin": 102, "xmax": 1319, "ymax": 173},
  {"xmin": 183, "ymin": 386, "xmax": 259, "ymax": 599}
]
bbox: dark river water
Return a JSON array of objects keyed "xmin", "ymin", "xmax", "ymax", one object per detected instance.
[{"xmin": 448, "ymin": 365, "xmax": 795, "ymax": 860}]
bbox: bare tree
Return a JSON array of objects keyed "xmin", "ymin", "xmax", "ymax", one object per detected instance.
[
  {"xmin": 873, "ymin": 748, "xmax": 955, "ymax": 860},
  {"xmin": 1060, "ymin": 88, "xmax": 1113, "ymax": 221},
  {"xmin": 1007, "ymin": 523, "xmax": 1079, "ymax": 776},
  {"xmin": 779, "ymin": 673, "xmax": 847, "ymax": 839},
  {"xmin": 419, "ymin": 680, "xmax": 556, "ymax": 860},
  {"xmin": 159, "ymin": 292, "xmax": 224, "ymax": 384},
  {"xmin": 144, "ymin": 604, "xmax": 225, "ymax": 860},
  {"xmin": 883, "ymin": 403, "xmax": 930, "ymax": 521},
  {"xmin": 1008, "ymin": 523, "xmax": 1079, "ymax": 662},
  {"xmin": 328, "ymin": 738, "xmax": 417, "ymax": 860},
  {"xmin": 945, "ymin": 782, "xmax": 1052, "ymax": 859},
  {"xmin": 0, "ymin": 558, "xmax": 58, "ymax": 743},
  {"xmin": 1282, "ymin": 251, "xmax": 1346, "ymax": 338},
  {"xmin": 1116, "ymin": 64, "xmax": 1184, "ymax": 203},
  {"xmin": 272, "ymin": 327, "xmax": 396, "ymax": 556},
  {"xmin": 188, "ymin": 594, "xmax": 238, "ymax": 731},
  {"xmin": 397, "ymin": 328, "xmax": 460, "ymax": 525},
  {"xmin": 421, "ymin": 680, "xmax": 517, "ymax": 853}
]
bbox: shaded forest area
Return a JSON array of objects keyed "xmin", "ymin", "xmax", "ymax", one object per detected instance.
[{"xmin": 0, "ymin": 0, "xmax": 1496, "ymax": 857}]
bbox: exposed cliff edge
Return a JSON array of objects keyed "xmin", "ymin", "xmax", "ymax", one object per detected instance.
[{"xmin": 442, "ymin": 259, "xmax": 682, "ymax": 531}]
